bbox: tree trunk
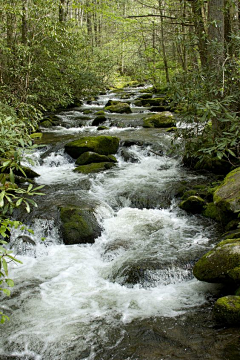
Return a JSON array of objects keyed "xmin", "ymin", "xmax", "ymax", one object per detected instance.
[
  {"xmin": 208, "ymin": 0, "xmax": 225, "ymax": 69},
  {"xmin": 22, "ymin": 0, "xmax": 28, "ymax": 44},
  {"xmin": 59, "ymin": 0, "xmax": 67, "ymax": 22},
  {"xmin": 190, "ymin": 0, "xmax": 208, "ymax": 68}
]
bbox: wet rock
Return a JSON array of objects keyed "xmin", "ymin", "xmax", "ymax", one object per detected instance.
[
  {"xmin": 202, "ymin": 202, "xmax": 222, "ymax": 221},
  {"xmin": 193, "ymin": 238, "xmax": 240, "ymax": 284},
  {"xmin": 97, "ymin": 126, "xmax": 109, "ymax": 131},
  {"xmin": 92, "ymin": 115, "xmax": 107, "ymax": 126},
  {"xmin": 141, "ymin": 98, "xmax": 168, "ymax": 107},
  {"xmin": 74, "ymin": 162, "xmax": 116, "ymax": 174},
  {"xmin": 14, "ymin": 166, "xmax": 40, "ymax": 179},
  {"xmin": 119, "ymin": 148, "xmax": 139, "ymax": 163},
  {"xmin": 150, "ymin": 106, "xmax": 169, "ymax": 112},
  {"xmin": 65, "ymin": 135, "xmax": 120, "ymax": 158},
  {"xmin": 59, "ymin": 205, "xmax": 101, "ymax": 245},
  {"xmin": 105, "ymin": 102, "xmax": 132, "ymax": 114},
  {"xmin": 75, "ymin": 152, "xmax": 117, "ymax": 166},
  {"xmin": 194, "ymin": 157, "xmax": 232, "ymax": 175},
  {"xmin": 95, "ymin": 110, "xmax": 105, "ymax": 115},
  {"xmin": 214, "ymin": 295, "xmax": 240, "ymax": 325},
  {"xmin": 143, "ymin": 112, "xmax": 176, "ymax": 128},
  {"xmin": 179, "ymin": 195, "xmax": 206, "ymax": 214},
  {"xmin": 213, "ymin": 167, "xmax": 240, "ymax": 224}
]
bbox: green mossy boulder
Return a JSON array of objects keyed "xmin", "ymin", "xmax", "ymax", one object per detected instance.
[
  {"xmin": 105, "ymin": 102, "xmax": 132, "ymax": 114},
  {"xmin": 40, "ymin": 120, "xmax": 52, "ymax": 128},
  {"xmin": 83, "ymin": 109, "xmax": 92, "ymax": 114},
  {"xmin": 213, "ymin": 167, "xmax": 240, "ymax": 224},
  {"xmin": 75, "ymin": 152, "xmax": 117, "ymax": 166},
  {"xmin": 214, "ymin": 296, "xmax": 240, "ymax": 325},
  {"xmin": 60, "ymin": 206, "xmax": 101, "ymax": 245},
  {"xmin": 95, "ymin": 110, "xmax": 105, "ymax": 115},
  {"xmin": 202, "ymin": 202, "xmax": 222, "ymax": 221},
  {"xmin": 65, "ymin": 135, "xmax": 120, "ymax": 159},
  {"xmin": 228, "ymin": 266, "xmax": 240, "ymax": 283},
  {"xmin": 92, "ymin": 115, "xmax": 107, "ymax": 126},
  {"xmin": 193, "ymin": 238, "xmax": 240, "ymax": 283},
  {"xmin": 143, "ymin": 112, "xmax": 176, "ymax": 128},
  {"xmin": 97, "ymin": 126, "xmax": 109, "ymax": 131},
  {"xmin": 140, "ymin": 97, "xmax": 168, "ymax": 107},
  {"xmin": 74, "ymin": 162, "xmax": 115, "ymax": 174},
  {"xmin": 179, "ymin": 195, "xmax": 206, "ymax": 214}
]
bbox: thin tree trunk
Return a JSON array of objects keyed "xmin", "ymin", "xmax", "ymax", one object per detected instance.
[
  {"xmin": 190, "ymin": 0, "xmax": 208, "ymax": 68},
  {"xmin": 22, "ymin": 0, "xmax": 28, "ymax": 44}
]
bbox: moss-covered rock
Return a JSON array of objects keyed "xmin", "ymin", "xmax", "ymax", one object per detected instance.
[
  {"xmin": 213, "ymin": 167, "xmax": 240, "ymax": 224},
  {"xmin": 65, "ymin": 135, "xmax": 120, "ymax": 159},
  {"xmin": 92, "ymin": 115, "xmax": 107, "ymax": 126},
  {"xmin": 202, "ymin": 202, "xmax": 222, "ymax": 221},
  {"xmin": 40, "ymin": 120, "xmax": 52, "ymax": 128},
  {"xmin": 83, "ymin": 109, "xmax": 93, "ymax": 114},
  {"xmin": 97, "ymin": 126, "xmax": 109, "ymax": 131},
  {"xmin": 59, "ymin": 206, "xmax": 101, "ymax": 245},
  {"xmin": 74, "ymin": 162, "xmax": 115, "ymax": 174},
  {"xmin": 75, "ymin": 152, "xmax": 117, "ymax": 166},
  {"xmin": 143, "ymin": 112, "xmax": 176, "ymax": 128},
  {"xmin": 214, "ymin": 295, "xmax": 240, "ymax": 325},
  {"xmin": 179, "ymin": 195, "xmax": 206, "ymax": 213},
  {"xmin": 141, "ymin": 98, "xmax": 168, "ymax": 107},
  {"xmin": 193, "ymin": 238, "xmax": 240, "ymax": 283},
  {"xmin": 95, "ymin": 110, "xmax": 105, "ymax": 115},
  {"xmin": 105, "ymin": 102, "xmax": 132, "ymax": 114},
  {"xmin": 228, "ymin": 266, "xmax": 240, "ymax": 283}
]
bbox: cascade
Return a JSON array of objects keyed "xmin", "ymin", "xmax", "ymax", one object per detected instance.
[{"xmin": 0, "ymin": 87, "xmax": 238, "ymax": 360}]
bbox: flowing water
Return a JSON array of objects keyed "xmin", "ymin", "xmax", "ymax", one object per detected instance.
[{"xmin": 0, "ymin": 87, "xmax": 239, "ymax": 360}]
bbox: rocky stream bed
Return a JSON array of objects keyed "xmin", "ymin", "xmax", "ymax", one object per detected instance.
[{"xmin": 0, "ymin": 86, "xmax": 239, "ymax": 360}]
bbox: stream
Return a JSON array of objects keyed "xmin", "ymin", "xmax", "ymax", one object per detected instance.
[{"xmin": 0, "ymin": 87, "xmax": 239, "ymax": 360}]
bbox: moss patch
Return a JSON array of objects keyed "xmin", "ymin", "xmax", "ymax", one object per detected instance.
[
  {"xmin": 75, "ymin": 152, "xmax": 117, "ymax": 166},
  {"xmin": 59, "ymin": 206, "xmax": 101, "ymax": 245},
  {"xmin": 74, "ymin": 162, "xmax": 115, "ymax": 174},
  {"xmin": 214, "ymin": 295, "xmax": 240, "ymax": 325},
  {"xmin": 143, "ymin": 112, "xmax": 175, "ymax": 128},
  {"xmin": 65, "ymin": 135, "xmax": 120, "ymax": 159},
  {"xmin": 179, "ymin": 195, "xmax": 205, "ymax": 214},
  {"xmin": 193, "ymin": 238, "xmax": 240, "ymax": 283}
]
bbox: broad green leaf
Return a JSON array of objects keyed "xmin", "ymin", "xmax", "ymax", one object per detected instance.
[
  {"xmin": 2, "ymin": 258, "xmax": 8, "ymax": 276},
  {"xmin": 6, "ymin": 279, "xmax": 14, "ymax": 287}
]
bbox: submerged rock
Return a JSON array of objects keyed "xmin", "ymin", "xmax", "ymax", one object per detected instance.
[
  {"xmin": 59, "ymin": 205, "xmax": 101, "ymax": 245},
  {"xmin": 65, "ymin": 135, "xmax": 120, "ymax": 158},
  {"xmin": 143, "ymin": 112, "xmax": 175, "ymax": 128},
  {"xmin": 214, "ymin": 295, "xmax": 240, "ymax": 325},
  {"xmin": 193, "ymin": 238, "xmax": 240, "ymax": 284}
]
